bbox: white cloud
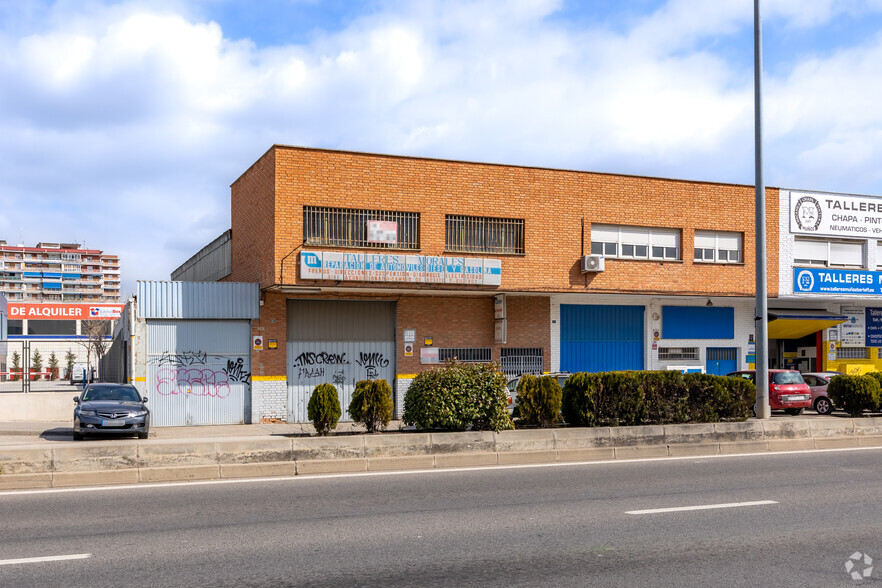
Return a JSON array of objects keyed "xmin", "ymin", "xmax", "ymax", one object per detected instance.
[{"xmin": 2, "ymin": 0, "xmax": 882, "ymax": 295}]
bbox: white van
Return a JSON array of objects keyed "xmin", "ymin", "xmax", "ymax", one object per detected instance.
[{"xmin": 70, "ymin": 363, "xmax": 89, "ymax": 385}]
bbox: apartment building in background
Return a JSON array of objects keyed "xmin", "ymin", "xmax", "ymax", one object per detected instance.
[{"xmin": 0, "ymin": 241, "xmax": 120, "ymax": 303}]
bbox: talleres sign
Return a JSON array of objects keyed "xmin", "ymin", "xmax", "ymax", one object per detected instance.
[
  {"xmin": 791, "ymin": 190, "xmax": 882, "ymax": 238},
  {"xmin": 300, "ymin": 251, "xmax": 501, "ymax": 286}
]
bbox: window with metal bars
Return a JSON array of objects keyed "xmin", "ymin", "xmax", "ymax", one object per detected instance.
[
  {"xmin": 658, "ymin": 347, "xmax": 699, "ymax": 360},
  {"xmin": 837, "ymin": 347, "xmax": 869, "ymax": 360},
  {"xmin": 438, "ymin": 348, "xmax": 493, "ymax": 363},
  {"xmin": 445, "ymin": 215, "xmax": 525, "ymax": 254},
  {"xmin": 500, "ymin": 348, "xmax": 544, "ymax": 375},
  {"xmin": 303, "ymin": 206, "xmax": 420, "ymax": 249}
]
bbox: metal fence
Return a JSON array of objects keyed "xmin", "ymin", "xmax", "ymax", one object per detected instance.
[
  {"xmin": 500, "ymin": 348, "xmax": 544, "ymax": 375},
  {"xmin": 0, "ymin": 340, "xmax": 96, "ymax": 393}
]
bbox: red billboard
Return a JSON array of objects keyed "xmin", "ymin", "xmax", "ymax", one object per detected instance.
[{"xmin": 7, "ymin": 303, "xmax": 123, "ymax": 320}]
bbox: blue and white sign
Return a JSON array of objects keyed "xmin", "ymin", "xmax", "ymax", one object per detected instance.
[
  {"xmin": 866, "ymin": 308, "xmax": 882, "ymax": 347},
  {"xmin": 301, "ymin": 250, "xmax": 502, "ymax": 286},
  {"xmin": 794, "ymin": 268, "xmax": 882, "ymax": 295},
  {"xmin": 300, "ymin": 251, "xmax": 323, "ymax": 280}
]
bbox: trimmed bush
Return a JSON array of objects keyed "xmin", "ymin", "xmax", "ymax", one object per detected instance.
[
  {"xmin": 349, "ymin": 379, "xmax": 394, "ymax": 433},
  {"xmin": 308, "ymin": 383, "xmax": 342, "ymax": 435},
  {"xmin": 562, "ymin": 370, "xmax": 754, "ymax": 427},
  {"xmin": 516, "ymin": 375, "xmax": 563, "ymax": 427},
  {"xmin": 403, "ymin": 361, "xmax": 513, "ymax": 432},
  {"xmin": 828, "ymin": 374, "xmax": 881, "ymax": 417}
]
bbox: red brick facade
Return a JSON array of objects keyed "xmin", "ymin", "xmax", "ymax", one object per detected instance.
[{"xmin": 229, "ymin": 145, "xmax": 778, "ymax": 380}]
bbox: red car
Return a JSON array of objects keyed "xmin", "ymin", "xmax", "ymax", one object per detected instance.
[{"xmin": 726, "ymin": 369, "xmax": 813, "ymax": 415}]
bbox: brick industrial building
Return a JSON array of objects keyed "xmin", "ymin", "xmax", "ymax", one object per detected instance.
[{"xmin": 176, "ymin": 145, "xmax": 781, "ymax": 423}]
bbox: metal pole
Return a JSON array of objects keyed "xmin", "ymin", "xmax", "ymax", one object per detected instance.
[{"xmin": 754, "ymin": 0, "xmax": 770, "ymax": 419}]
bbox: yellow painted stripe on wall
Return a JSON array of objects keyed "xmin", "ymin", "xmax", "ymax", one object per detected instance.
[
  {"xmin": 252, "ymin": 375, "xmax": 287, "ymax": 381},
  {"xmin": 397, "ymin": 374, "xmax": 418, "ymax": 379},
  {"xmin": 134, "ymin": 377, "xmax": 146, "ymax": 382}
]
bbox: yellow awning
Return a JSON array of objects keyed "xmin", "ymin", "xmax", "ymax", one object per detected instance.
[{"xmin": 767, "ymin": 310, "xmax": 848, "ymax": 339}]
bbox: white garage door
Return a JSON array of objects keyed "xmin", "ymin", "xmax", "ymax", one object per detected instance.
[{"xmin": 146, "ymin": 320, "xmax": 251, "ymax": 426}]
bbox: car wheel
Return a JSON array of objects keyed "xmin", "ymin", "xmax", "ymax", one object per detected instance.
[
  {"xmin": 72, "ymin": 431, "xmax": 83, "ymax": 441},
  {"xmin": 814, "ymin": 397, "xmax": 833, "ymax": 415},
  {"xmin": 785, "ymin": 408, "xmax": 805, "ymax": 416},
  {"xmin": 138, "ymin": 431, "xmax": 149, "ymax": 440}
]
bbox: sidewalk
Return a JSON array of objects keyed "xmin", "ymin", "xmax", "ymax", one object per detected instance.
[{"xmin": 0, "ymin": 420, "xmax": 405, "ymax": 443}]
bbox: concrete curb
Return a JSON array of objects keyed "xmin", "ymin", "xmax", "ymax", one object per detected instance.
[{"xmin": 0, "ymin": 417, "xmax": 880, "ymax": 490}]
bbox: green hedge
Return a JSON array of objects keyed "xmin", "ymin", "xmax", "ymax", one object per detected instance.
[
  {"xmin": 562, "ymin": 371, "xmax": 755, "ymax": 427},
  {"xmin": 403, "ymin": 361, "xmax": 513, "ymax": 432},
  {"xmin": 516, "ymin": 375, "xmax": 563, "ymax": 427},
  {"xmin": 308, "ymin": 383, "xmax": 342, "ymax": 436},
  {"xmin": 349, "ymin": 379, "xmax": 394, "ymax": 433},
  {"xmin": 828, "ymin": 374, "xmax": 881, "ymax": 417}
]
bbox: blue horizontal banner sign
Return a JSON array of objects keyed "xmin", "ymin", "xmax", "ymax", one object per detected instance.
[{"xmin": 794, "ymin": 268, "xmax": 882, "ymax": 295}]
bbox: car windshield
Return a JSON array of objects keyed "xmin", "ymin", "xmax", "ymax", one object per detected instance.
[
  {"xmin": 82, "ymin": 387, "xmax": 141, "ymax": 402},
  {"xmin": 772, "ymin": 372, "xmax": 804, "ymax": 385}
]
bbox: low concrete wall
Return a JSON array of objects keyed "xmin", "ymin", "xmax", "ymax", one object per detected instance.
[
  {"xmin": 0, "ymin": 392, "xmax": 74, "ymax": 422},
  {"xmin": 2, "ymin": 418, "xmax": 882, "ymax": 489}
]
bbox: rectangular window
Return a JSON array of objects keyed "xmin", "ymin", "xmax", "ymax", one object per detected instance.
[
  {"xmin": 303, "ymin": 206, "xmax": 419, "ymax": 249},
  {"xmin": 445, "ymin": 216, "xmax": 525, "ymax": 254},
  {"xmin": 500, "ymin": 348, "xmax": 543, "ymax": 375},
  {"xmin": 437, "ymin": 348, "xmax": 493, "ymax": 363},
  {"xmin": 694, "ymin": 231, "xmax": 742, "ymax": 263},
  {"xmin": 590, "ymin": 225, "xmax": 680, "ymax": 261},
  {"xmin": 837, "ymin": 347, "xmax": 869, "ymax": 360},
  {"xmin": 662, "ymin": 306, "xmax": 735, "ymax": 339},
  {"xmin": 794, "ymin": 238, "xmax": 864, "ymax": 268},
  {"xmin": 658, "ymin": 347, "xmax": 699, "ymax": 360}
]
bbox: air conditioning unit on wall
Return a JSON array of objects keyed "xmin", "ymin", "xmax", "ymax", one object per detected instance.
[{"xmin": 581, "ymin": 254, "xmax": 605, "ymax": 273}]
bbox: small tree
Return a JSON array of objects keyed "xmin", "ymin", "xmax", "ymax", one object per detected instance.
[
  {"xmin": 78, "ymin": 320, "xmax": 109, "ymax": 382},
  {"xmin": 65, "ymin": 349, "xmax": 76, "ymax": 380},
  {"xmin": 516, "ymin": 375, "xmax": 563, "ymax": 427},
  {"xmin": 48, "ymin": 352, "xmax": 59, "ymax": 381},
  {"xmin": 349, "ymin": 379, "xmax": 394, "ymax": 433},
  {"xmin": 308, "ymin": 383, "xmax": 342, "ymax": 436},
  {"xmin": 11, "ymin": 352, "xmax": 21, "ymax": 382},
  {"xmin": 31, "ymin": 350, "xmax": 43, "ymax": 381}
]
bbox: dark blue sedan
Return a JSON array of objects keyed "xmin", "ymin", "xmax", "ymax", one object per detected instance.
[{"xmin": 73, "ymin": 383, "xmax": 150, "ymax": 440}]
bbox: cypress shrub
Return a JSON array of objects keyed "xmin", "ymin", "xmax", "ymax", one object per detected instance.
[
  {"xmin": 308, "ymin": 383, "xmax": 342, "ymax": 436},
  {"xmin": 516, "ymin": 375, "xmax": 563, "ymax": 427},
  {"xmin": 828, "ymin": 374, "xmax": 881, "ymax": 417},
  {"xmin": 349, "ymin": 379, "xmax": 394, "ymax": 433},
  {"xmin": 561, "ymin": 372, "xmax": 602, "ymax": 427},
  {"xmin": 403, "ymin": 361, "xmax": 513, "ymax": 432}
]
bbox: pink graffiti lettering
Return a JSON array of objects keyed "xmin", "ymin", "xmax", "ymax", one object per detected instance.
[{"xmin": 156, "ymin": 368, "xmax": 232, "ymax": 398}]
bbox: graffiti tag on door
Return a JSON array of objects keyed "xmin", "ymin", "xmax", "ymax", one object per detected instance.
[
  {"xmin": 356, "ymin": 352, "xmax": 389, "ymax": 379},
  {"xmin": 156, "ymin": 368, "xmax": 232, "ymax": 398}
]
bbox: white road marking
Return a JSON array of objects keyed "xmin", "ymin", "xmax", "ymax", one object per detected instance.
[
  {"xmin": 0, "ymin": 553, "xmax": 91, "ymax": 566},
  {"xmin": 0, "ymin": 445, "xmax": 880, "ymax": 497},
  {"xmin": 626, "ymin": 500, "xmax": 778, "ymax": 515}
]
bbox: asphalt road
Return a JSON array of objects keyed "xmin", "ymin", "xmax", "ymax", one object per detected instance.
[{"xmin": 1, "ymin": 448, "xmax": 881, "ymax": 587}]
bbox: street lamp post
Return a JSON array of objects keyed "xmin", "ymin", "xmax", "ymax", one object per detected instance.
[{"xmin": 754, "ymin": 0, "xmax": 770, "ymax": 419}]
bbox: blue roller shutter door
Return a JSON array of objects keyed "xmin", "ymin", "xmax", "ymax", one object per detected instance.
[{"xmin": 561, "ymin": 305, "xmax": 645, "ymax": 373}]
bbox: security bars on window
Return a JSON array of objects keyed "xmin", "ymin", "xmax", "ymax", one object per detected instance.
[
  {"xmin": 438, "ymin": 348, "xmax": 493, "ymax": 363},
  {"xmin": 303, "ymin": 206, "xmax": 420, "ymax": 249},
  {"xmin": 658, "ymin": 347, "xmax": 699, "ymax": 361},
  {"xmin": 445, "ymin": 215, "xmax": 525, "ymax": 255},
  {"xmin": 500, "ymin": 348, "xmax": 544, "ymax": 375}
]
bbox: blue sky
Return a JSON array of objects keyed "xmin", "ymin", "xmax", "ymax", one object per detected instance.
[{"xmin": 3, "ymin": 0, "xmax": 882, "ymax": 297}]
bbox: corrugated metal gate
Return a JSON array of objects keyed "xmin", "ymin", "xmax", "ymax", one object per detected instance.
[
  {"xmin": 560, "ymin": 304, "xmax": 645, "ymax": 373},
  {"xmin": 146, "ymin": 320, "xmax": 251, "ymax": 426},
  {"xmin": 287, "ymin": 300, "xmax": 395, "ymax": 423}
]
